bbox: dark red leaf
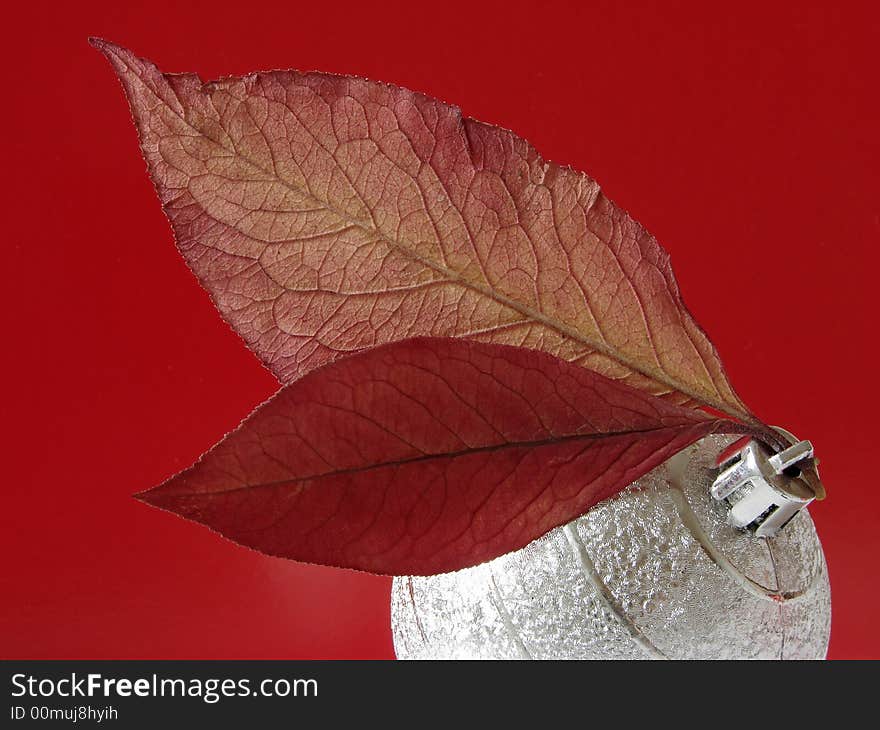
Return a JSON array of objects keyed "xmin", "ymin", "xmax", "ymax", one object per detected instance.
[{"xmin": 138, "ymin": 338, "xmax": 752, "ymax": 575}]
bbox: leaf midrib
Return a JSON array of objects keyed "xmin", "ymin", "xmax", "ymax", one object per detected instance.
[{"xmin": 146, "ymin": 421, "xmax": 730, "ymax": 499}]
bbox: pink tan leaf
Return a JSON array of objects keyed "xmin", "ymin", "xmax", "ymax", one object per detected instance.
[{"xmin": 93, "ymin": 39, "xmax": 752, "ymax": 421}]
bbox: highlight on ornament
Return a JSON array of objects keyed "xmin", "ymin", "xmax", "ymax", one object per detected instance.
[{"xmin": 93, "ymin": 38, "xmax": 830, "ymax": 660}]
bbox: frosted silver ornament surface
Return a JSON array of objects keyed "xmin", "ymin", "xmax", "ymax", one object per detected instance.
[{"xmin": 391, "ymin": 435, "xmax": 831, "ymax": 660}]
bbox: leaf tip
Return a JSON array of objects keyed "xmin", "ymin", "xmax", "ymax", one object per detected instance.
[
  {"xmin": 88, "ymin": 36, "xmax": 114, "ymax": 53},
  {"xmin": 132, "ymin": 487, "xmax": 160, "ymax": 507},
  {"xmin": 88, "ymin": 37, "xmax": 132, "ymax": 70}
]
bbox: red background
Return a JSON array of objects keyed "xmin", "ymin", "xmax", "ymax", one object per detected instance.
[{"xmin": 3, "ymin": 1, "xmax": 878, "ymax": 659}]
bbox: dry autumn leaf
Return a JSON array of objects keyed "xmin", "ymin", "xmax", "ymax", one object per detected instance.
[
  {"xmin": 137, "ymin": 338, "xmax": 753, "ymax": 575},
  {"xmin": 93, "ymin": 39, "xmax": 753, "ymax": 422}
]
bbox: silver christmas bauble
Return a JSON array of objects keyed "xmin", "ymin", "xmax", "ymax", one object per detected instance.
[{"xmin": 391, "ymin": 435, "xmax": 831, "ymax": 659}]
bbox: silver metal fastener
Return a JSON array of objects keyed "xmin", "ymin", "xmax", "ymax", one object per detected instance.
[{"xmin": 710, "ymin": 433, "xmax": 817, "ymax": 538}]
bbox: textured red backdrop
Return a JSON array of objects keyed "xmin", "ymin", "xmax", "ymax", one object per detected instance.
[{"xmin": 3, "ymin": 1, "xmax": 877, "ymax": 659}]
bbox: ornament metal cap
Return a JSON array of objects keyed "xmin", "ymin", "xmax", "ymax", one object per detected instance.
[{"xmin": 710, "ymin": 432, "xmax": 817, "ymax": 538}]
